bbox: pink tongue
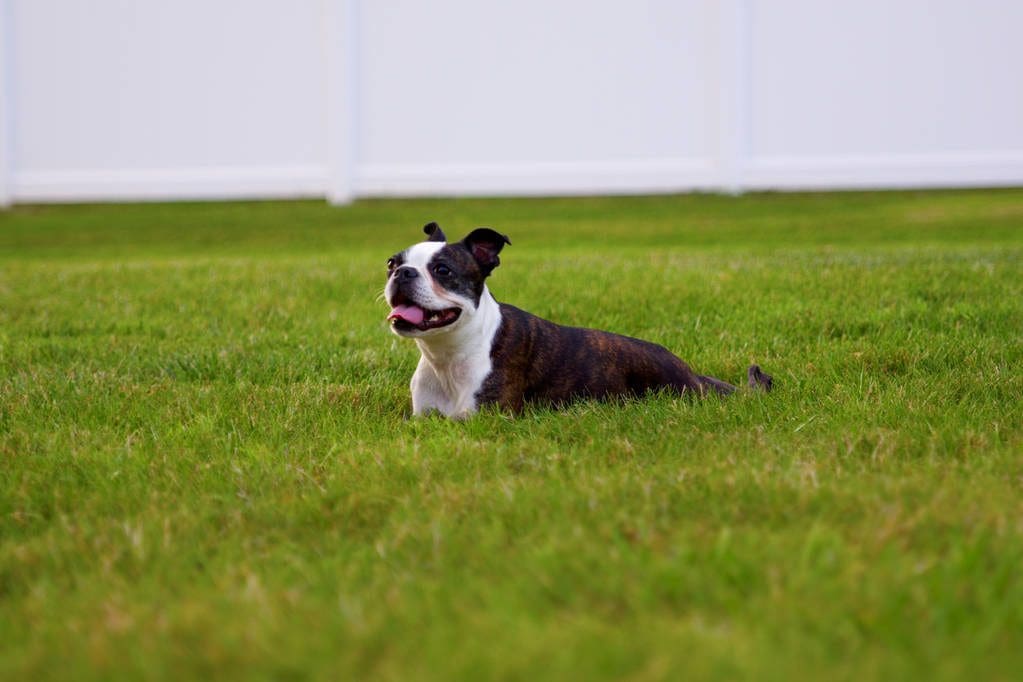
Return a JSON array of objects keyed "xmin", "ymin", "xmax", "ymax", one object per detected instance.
[{"xmin": 388, "ymin": 304, "xmax": 425, "ymax": 325}]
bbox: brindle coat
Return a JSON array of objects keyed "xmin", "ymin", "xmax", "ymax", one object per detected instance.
[{"xmin": 476, "ymin": 303, "xmax": 771, "ymax": 412}]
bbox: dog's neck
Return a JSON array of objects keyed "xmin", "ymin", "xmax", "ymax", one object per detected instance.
[{"xmin": 415, "ymin": 287, "xmax": 502, "ymax": 370}]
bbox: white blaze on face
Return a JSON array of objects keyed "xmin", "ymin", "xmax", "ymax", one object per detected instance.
[
  {"xmin": 402, "ymin": 241, "xmax": 445, "ymax": 271},
  {"xmin": 387, "ymin": 242, "xmax": 444, "ymax": 313}
]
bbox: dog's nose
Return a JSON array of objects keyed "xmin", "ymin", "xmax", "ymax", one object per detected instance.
[{"xmin": 396, "ymin": 266, "xmax": 419, "ymax": 281}]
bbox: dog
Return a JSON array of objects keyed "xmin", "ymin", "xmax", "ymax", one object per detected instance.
[{"xmin": 385, "ymin": 222, "xmax": 772, "ymax": 418}]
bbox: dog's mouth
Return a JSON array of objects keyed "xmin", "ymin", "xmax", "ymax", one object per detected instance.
[{"xmin": 388, "ymin": 303, "xmax": 461, "ymax": 332}]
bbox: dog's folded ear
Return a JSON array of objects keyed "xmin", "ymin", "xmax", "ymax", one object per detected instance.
[
  {"xmin": 423, "ymin": 222, "xmax": 447, "ymax": 242},
  {"xmin": 461, "ymin": 228, "xmax": 511, "ymax": 277}
]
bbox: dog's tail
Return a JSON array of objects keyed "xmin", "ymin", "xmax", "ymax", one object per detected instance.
[
  {"xmin": 747, "ymin": 364, "xmax": 773, "ymax": 392},
  {"xmin": 696, "ymin": 364, "xmax": 773, "ymax": 396}
]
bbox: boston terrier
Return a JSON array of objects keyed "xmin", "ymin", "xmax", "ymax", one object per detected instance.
[{"xmin": 385, "ymin": 222, "xmax": 772, "ymax": 418}]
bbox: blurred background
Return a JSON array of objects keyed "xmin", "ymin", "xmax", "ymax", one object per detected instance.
[{"xmin": 0, "ymin": 0, "xmax": 1021, "ymax": 207}]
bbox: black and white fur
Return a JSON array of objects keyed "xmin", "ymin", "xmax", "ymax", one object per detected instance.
[{"xmin": 385, "ymin": 224, "xmax": 504, "ymax": 417}]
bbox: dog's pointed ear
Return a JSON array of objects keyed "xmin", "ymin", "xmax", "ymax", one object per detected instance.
[
  {"xmin": 423, "ymin": 222, "xmax": 447, "ymax": 242},
  {"xmin": 461, "ymin": 228, "xmax": 511, "ymax": 277}
]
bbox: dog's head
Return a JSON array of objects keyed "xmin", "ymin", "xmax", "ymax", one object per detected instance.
[{"xmin": 385, "ymin": 222, "xmax": 511, "ymax": 338}]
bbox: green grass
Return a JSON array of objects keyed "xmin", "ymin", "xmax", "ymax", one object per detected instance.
[{"xmin": 1, "ymin": 189, "xmax": 1022, "ymax": 680}]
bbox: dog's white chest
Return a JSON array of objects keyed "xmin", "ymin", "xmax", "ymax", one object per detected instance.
[
  {"xmin": 410, "ymin": 353, "xmax": 492, "ymax": 418},
  {"xmin": 409, "ymin": 293, "xmax": 502, "ymax": 418}
]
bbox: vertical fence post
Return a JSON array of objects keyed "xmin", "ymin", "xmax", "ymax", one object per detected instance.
[
  {"xmin": 717, "ymin": 0, "xmax": 751, "ymax": 195},
  {"xmin": 326, "ymin": 0, "xmax": 358, "ymax": 205},
  {"xmin": 0, "ymin": 0, "xmax": 12, "ymax": 207}
]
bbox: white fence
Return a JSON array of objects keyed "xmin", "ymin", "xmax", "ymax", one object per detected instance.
[{"xmin": 1, "ymin": 0, "xmax": 1021, "ymax": 206}]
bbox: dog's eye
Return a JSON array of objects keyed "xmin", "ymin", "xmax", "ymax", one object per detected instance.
[
  {"xmin": 386, "ymin": 258, "xmax": 397, "ymax": 271},
  {"xmin": 434, "ymin": 264, "xmax": 451, "ymax": 276}
]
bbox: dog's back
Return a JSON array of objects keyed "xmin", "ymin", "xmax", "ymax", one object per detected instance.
[{"xmin": 476, "ymin": 303, "xmax": 725, "ymax": 411}]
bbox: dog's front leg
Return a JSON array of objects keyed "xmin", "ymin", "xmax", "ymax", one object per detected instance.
[{"xmin": 410, "ymin": 362, "xmax": 446, "ymax": 416}]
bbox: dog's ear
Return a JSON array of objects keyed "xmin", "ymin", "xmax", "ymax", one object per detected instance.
[
  {"xmin": 461, "ymin": 228, "xmax": 511, "ymax": 277},
  {"xmin": 423, "ymin": 222, "xmax": 447, "ymax": 242}
]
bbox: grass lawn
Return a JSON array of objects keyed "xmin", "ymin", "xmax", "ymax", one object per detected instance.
[{"xmin": 1, "ymin": 189, "xmax": 1022, "ymax": 680}]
